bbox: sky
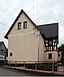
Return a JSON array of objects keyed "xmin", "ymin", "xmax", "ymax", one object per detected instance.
[{"xmin": 0, "ymin": 0, "xmax": 64, "ymax": 47}]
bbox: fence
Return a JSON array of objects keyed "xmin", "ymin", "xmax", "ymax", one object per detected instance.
[
  {"xmin": 5, "ymin": 61, "xmax": 58, "ymax": 71},
  {"xmin": 0, "ymin": 60, "xmax": 6, "ymax": 66}
]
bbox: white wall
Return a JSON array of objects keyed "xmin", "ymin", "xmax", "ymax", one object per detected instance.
[
  {"xmin": 44, "ymin": 51, "xmax": 58, "ymax": 62},
  {"xmin": 8, "ymin": 12, "xmax": 40, "ymax": 62},
  {"xmin": 38, "ymin": 35, "xmax": 44, "ymax": 61}
]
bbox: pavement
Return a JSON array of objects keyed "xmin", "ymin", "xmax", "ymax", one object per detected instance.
[{"xmin": 4, "ymin": 66, "xmax": 64, "ymax": 76}]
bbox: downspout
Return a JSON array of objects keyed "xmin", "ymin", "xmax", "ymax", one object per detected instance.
[
  {"xmin": 38, "ymin": 31, "xmax": 40, "ymax": 62},
  {"xmin": 38, "ymin": 31, "xmax": 43, "ymax": 62}
]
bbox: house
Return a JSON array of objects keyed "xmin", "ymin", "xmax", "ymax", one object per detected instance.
[
  {"xmin": 0, "ymin": 41, "xmax": 6, "ymax": 61},
  {"xmin": 4, "ymin": 9, "xmax": 60, "ymax": 64}
]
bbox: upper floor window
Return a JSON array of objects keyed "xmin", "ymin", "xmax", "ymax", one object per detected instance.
[
  {"xmin": 18, "ymin": 22, "xmax": 21, "ymax": 30},
  {"xmin": 23, "ymin": 21, "xmax": 27, "ymax": 29},
  {"xmin": 49, "ymin": 41, "xmax": 52, "ymax": 46}
]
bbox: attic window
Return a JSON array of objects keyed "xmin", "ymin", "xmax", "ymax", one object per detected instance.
[
  {"xmin": 18, "ymin": 22, "xmax": 21, "ymax": 30},
  {"xmin": 23, "ymin": 21, "xmax": 27, "ymax": 29}
]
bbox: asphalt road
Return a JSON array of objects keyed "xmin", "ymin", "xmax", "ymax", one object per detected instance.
[
  {"xmin": 0, "ymin": 66, "xmax": 62, "ymax": 76},
  {"xmin": 0, "ymin": 66, "xmax": 36, "ymax": 76}
]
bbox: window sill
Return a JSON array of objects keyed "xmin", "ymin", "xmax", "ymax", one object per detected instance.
[{"xmin": 17, "ymin": 29, "xmax": 21, "ymax": 30}]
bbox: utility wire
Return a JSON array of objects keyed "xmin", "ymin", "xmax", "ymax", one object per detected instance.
[
  {"xmin": 15, "ymin": 30, "xmax": 39, "ymax": 38},
  {"xmin": 0, "ymin": 21, "xmax": 39, "ymax": 39},
  {"xmin": 0, "ymin": 22, "xmax": 9, "ymax": 28},
  {"xmin": 0, "ymin": 22, "xmax": 40, "ymax": 38}
]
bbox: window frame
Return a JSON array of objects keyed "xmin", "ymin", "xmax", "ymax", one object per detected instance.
[
  {"xmin": 23, "ymin": 21, "xmax": 27, "ymax": 29},
  {"xmin": 18, "ymin": 22, "xmax": 22, "ymax": 30}
]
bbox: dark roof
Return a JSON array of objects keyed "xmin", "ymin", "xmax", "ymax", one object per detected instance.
[
  {"xmin": 0, "ymin": 41, "xmax": 6, "ymax": 49},
  {"xmin": 0, "ymin": 42, "xmax": 6, "ymax": 55},
  {"xmin": 4, "ymin": 9, "xmax": 37, "ymax": 39},
  {"xmin": 0, "ymin": 42, "xmax": 2, "ymax": 47},
  {"xmin": 37, "ymin": 23, "xmax": 58, "ymax": 38}
]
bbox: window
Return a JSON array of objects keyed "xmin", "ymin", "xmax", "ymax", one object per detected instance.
[
  {"xmin": 53, "ymin": 39, "xmax": 55, "ymax": 42},
  {"xmin": 0, "ymin": 57, "xmax": 3, "ymax": 59},
  {"xmin": 46, "ymin": 43, "xmax": 48, "ymax": 46},
  {"xmin": 55, "ymin": 43, "xmax": 57, "ymax": 45},
  {"xmin": 51, "ymin": 46, "xmax": 52, "ymax": 51},
  {"xmin": 18, "ymin": 22, "xmax": 21, "ymax": 30},
  {"xmin": 46, "ymin": 47, "xmax": 48, "ymax": 51},
  {"xmin": 10, "ymin": 52, "xmax": 12, "ymax": 56},
  {"xmin": 23, "ymin": 21, "xmax": 27, "ymax": 29},
  {"xmin": 53, "ymin": 42, "xmax": 55, "ymax": 45},
  {"xmin": 58, "ymin": 54, "xmax": 60, "ymax": 57},
  {"xmin": 1, "ymin": 49, "xmax": 3, "ymax": 52},
  {"xmin": 45, "ymin": 40, "xmax": 48, "ymax": 42},
  {"xmin": 49, "ymin": 41, "xmax": 52, "ymax": 45},
  {"xmin": 48, "ymin": 53, "xmax": 52, "ymax": 59},
  {"xmin": 54, "ymin": 46, "xmax": 57, "ymax": 50},
  {"xmin": 49, "ymin": 47, "xmax": 50, "ymax": 51}
]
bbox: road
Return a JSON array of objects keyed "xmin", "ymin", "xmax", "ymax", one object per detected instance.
[
  {"xmin": 0, "ymin": 66, "xmax": 62, "ymax": 76},
  {"xmin": 0, "ymin": 66, "xmax": 36, "ymax": 76}
]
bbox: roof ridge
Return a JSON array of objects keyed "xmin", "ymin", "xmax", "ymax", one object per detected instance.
[{"xmin": 38, "ymin": 23, "xmax": 58, "ymax": 26}]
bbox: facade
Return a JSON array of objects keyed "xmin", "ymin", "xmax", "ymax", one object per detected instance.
[
  {"xmin": 5, "ymin": 9, "xmax": 60, "ymax": 63},
  {"xmin": 0, "ymin": 41, "xmax": 6, "ymax": 61}
]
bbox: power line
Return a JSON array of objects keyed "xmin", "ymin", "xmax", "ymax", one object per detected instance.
[
  {"xmin": 0, "ymin": 22, "xmax": 9, "ymax": 28},
  {"xmin": 18, "ymin": 30, "xmax": 39, "ymax": 38}
]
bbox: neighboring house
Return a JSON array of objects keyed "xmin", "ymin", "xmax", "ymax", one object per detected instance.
[
  {"xmin": 4, "ymin": 9, "xmax": 60, "ymax": 64},
  {"xmin": 0, "ymin": 41, "xmax": 6, "ymax": 61}
]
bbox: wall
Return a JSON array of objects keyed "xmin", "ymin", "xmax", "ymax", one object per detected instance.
[
  {"xmin": 38, "ymin": 35, "xmax": 44, "ymax": 61},
  {"xmin": 57, "ymin": 52, "xmax": 62, "ymax": 61},
  {"xmin": 44, "ymin": 51, "xmax": 58, "ymax": 62},
  {"xmin": 8, "ymin": 12, "xmax": 40, "ymax": 62}
]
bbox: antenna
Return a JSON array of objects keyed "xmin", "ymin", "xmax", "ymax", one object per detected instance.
[
  {"xmin": 37, "ymin": 0, "xmax": 38, "ymax": 25},
  {"xmin": 33, "ymin": 0, "xmax": 34, "ymax": 21}
]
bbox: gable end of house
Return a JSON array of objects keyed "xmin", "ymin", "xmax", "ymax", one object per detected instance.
[{"xmin": 4, "ymin": 9, "xmax": 37, "ymax": 39}]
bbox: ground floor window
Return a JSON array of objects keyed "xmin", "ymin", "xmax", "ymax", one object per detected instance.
[
  {"xmin": 58, "ymin": 54, "xmax": 60, "ymax": 57},
  {"xmin": 48, "ymin": 53, "xmax": 52, "ymax": 59},
  {"xmin": 10, "ymin": 52, "xmax": 12, "ymax": 56}
]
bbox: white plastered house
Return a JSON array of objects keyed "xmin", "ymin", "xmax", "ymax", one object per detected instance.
[{"xmin": 4, "ymin": 9, "xmax": 60, "ymax": 64}]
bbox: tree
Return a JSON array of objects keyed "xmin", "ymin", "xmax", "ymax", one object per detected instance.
[
  {"xmin": 59, "ymin": 44, "xmax": 64, "ymax": 63},
  {"xmin": 59, "ymin": 44, "xmax": 64, "ymax": 52}
]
